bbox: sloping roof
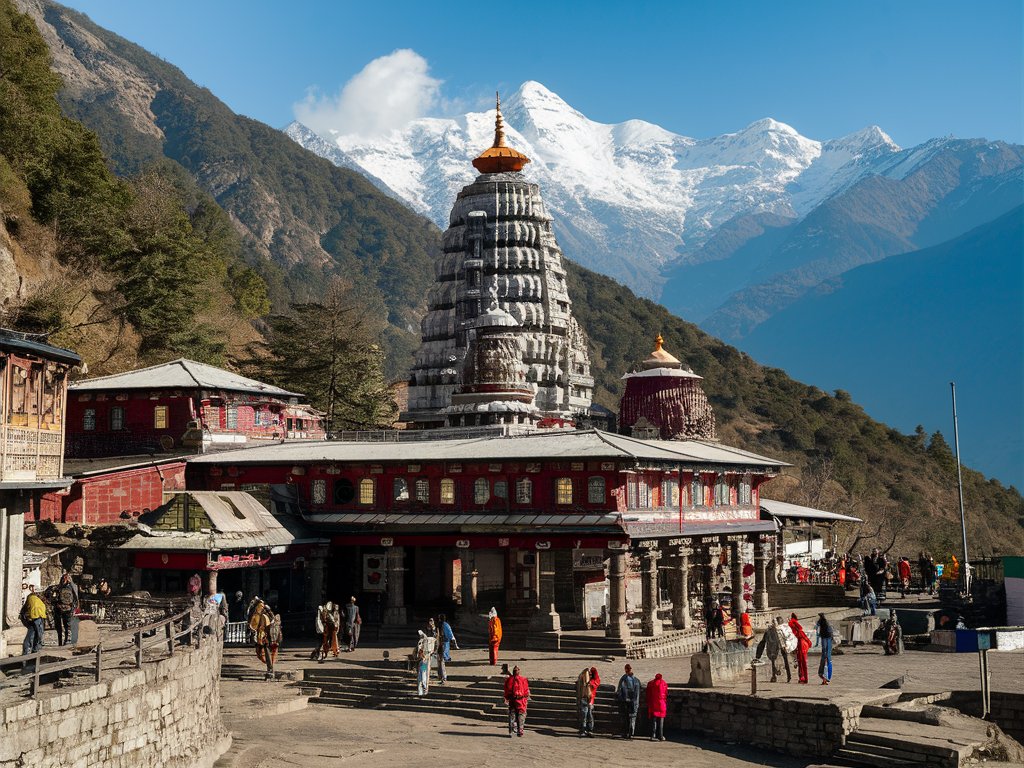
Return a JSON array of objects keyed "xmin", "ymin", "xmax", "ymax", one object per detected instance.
[
  {"xmin": 760, "ymin": 498, "xmax": 862, "ymax": 524},
  {"xmin": 188, "ymin": 429, "xmax": 787, "ymax": 469},
  {"xmin": 70, "ymin": 359, "xmax": 302, "ymax": 398},
  {"xmin": 305, "ymin": 511, "xmax": 624, "ymax": 534},
  {"xmin": 0, "ymin": 329, "xmax": 81, "ymax": 366},
  {"xmin": 120, "ymin": 491, "xmax": 326, "ymax": 552}
]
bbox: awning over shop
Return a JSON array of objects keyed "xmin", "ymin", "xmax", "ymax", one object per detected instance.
[{"xmin": 759, "ymin": 498, "xmax": 862, "ymax": 526}]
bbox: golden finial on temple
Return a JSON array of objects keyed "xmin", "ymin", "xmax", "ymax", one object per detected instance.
[
  {"xmin": 494, "ymin": 91, "xmax": 506, "ymax": 148},
  {"xmin": 472, "ymin": 88, "xmax": 531, "ymax": 174},
  {"xmin": 654, "ymin": 334, "xmax": 664, "ymax": 352}
]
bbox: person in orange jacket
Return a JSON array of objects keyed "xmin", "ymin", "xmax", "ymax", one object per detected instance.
[
  {"xmin": 897, "ymin": 557, "xmax": 912, "ymax": 598},
  {"xmin": 488, "ymin": 606, "xmax": 502, "ymax": 665},
  {"xmin": 788, "ymin": 612, "xmax": 812, "ymax": 684},
  {"xmin": 645, "ymin": 673, "xmax": 668, "ymax": 741}
]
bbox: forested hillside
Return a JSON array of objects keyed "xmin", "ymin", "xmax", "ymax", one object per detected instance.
[
  {"xmin": 0, "ymin": 0, "xmax": 265, "ymax": 370},
  {"xmin": 7, "ymin": 0, "xmax": 1021, "ymax": 555}
]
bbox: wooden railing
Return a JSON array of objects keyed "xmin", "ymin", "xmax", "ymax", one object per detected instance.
[{"xmin": 0, "ymin": 608, "xmax": 220, "ymax": 699}]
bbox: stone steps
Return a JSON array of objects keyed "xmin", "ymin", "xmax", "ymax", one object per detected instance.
[
  {"xmin": 834, "ymin": 715, "xmax": 993, "ymax": 768},
  {"xmin": 303, "ymin": 668, "xmax": 626, "ymax": 732}
]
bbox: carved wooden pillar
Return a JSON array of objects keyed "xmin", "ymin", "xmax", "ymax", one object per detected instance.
[
  {"xmin": 730, "ymin": 540, "xmax": 746, "ymax": 617},
  {"xmin": 605, "ymin": 550, "xmax": 629, "ymax": 640},
  {"xmin": 459, "ymin": 549, "xmax": 477, "ymax": 619},
  {"xmin": 671, "ymin": 545, "xmax": 693, "ymax": 629},
  {"xmin": 640, "ymin": 548, "xmax": 662, "ymax": 636},
  {"xmin": 754, "ymin": 537, "xmax": 770, "ymax": 611}
]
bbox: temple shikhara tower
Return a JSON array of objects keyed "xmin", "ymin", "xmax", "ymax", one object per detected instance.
[
  {"xmin": 402, "ymin": 96, "xmax": 594, "ymax": 429},
  {"xmin": 618, "ymin": 335, "xmax": 716, "ymax": 440}
]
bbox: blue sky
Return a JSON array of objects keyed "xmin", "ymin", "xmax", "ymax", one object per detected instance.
[{"xmin": 58, "ymin": 0, "xmax": 1022, "ymax": 146}]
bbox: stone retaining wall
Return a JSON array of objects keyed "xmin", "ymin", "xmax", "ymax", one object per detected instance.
[
  {"xmin": 946, "ymin": 691, "xmax": 1024, "ymax": 746},
  {"xmin": 668, "ymin": 689, "xmax": 860, "ymax": 757},
  {"xmin": 768, "ymin": 583, "xmax": 849, "ymax": 609},
  {"xmin": 0, "ymin": 637, "xmax": 229, "ymax": 768}
]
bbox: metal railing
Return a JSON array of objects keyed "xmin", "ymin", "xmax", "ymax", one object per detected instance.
[{"xmin": 0, "ymin": 608, "xmax": 220, "ymax": 699}]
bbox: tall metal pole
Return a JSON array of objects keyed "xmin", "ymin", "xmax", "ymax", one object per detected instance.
[{"xmin": 950, "ymin": 382, "xmax": 970, "ymax": 596}]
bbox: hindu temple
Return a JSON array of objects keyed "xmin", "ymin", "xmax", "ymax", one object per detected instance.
[{"xmin": 402, "ymin": 95, "xmax": 594, "ymax": 429}]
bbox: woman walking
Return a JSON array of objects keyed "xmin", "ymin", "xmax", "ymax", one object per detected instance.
[
  {"xmin": 487, "ymin": 607, "xmax": 502, "ymax": 666},
  {"xmin": 645, "ymin": 673, "xmax": 668, "ymax": 741},
  {"xmin": 415, "ymin": 628, "xmax": 436, "ymax": 696},
  {"xmin": 788, "ymin": 612, "xmax": 812, "ymax": 684},
  {"xmin": 814, "ymin": 612, "xmax": 834, "ymax": 685}
]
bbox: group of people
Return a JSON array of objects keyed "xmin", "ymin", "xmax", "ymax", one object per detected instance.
[
  {"xmin": 19, "ymin": 572, "xmax": 81, "ymax": 655},
  {"xmin": 504, "ymin": 663, "xmax": 669, "ymax": 740},
  {"xmin": 754, "ymin": 612, "xmax": 835, "ymax": 685},
  {"xmin": 415, "ymin": 614, "xmax": 459, "ymax": 695},
  {"xmin": 314, "ymin": 597, "xmax": 362, "ymax": 661},
  {"xmin": 832, "ymin": 549, "xmax": 942, "ymax": 597}
]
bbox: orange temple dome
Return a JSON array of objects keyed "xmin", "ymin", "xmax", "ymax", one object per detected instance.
[{"xmin": 472, "ymin": 93, "xmax": 531, "ymax": 174}]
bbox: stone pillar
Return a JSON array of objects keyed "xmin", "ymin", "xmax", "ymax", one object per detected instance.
[
  {"xmin": 671, "ymin": 546, "xmax": 693, "ymax": 630},
  {"xmin": 459, "ymin": 549, "xmax": 477, "ymax": 619},
  {"xmin": 605, "ymin": 550, "xmax": 629, "ymax": 640},
  {"xmin": 305, "ymin": 551, "xmax": 325, "ymax": 614},
  {"xmin": 383, "ymin": 546, "xmax": 409, "ymax": 625},
  {"xmin": 730, "ymin": 540, "xmax": 746, "ymax": 617},
  {"xmin": 530, "ymin": 549, "xmax": 561, "ymax": 632},
  {"xmin": 699, "ymin": 543, "xmax": 716, "ymax": 608},
  {"xmin": 753, "ymin": 538, "xmax": 770, "ymax": 611},
  {"xmin": 207, "ymin": 570, "xmax": 218, "ymax": 595},
  {"xmin": 640, "ymin": 548, "xmax": 662, "ymax": 636}
]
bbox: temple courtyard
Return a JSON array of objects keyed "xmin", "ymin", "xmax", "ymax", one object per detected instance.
[{"xmin": 213, "ymin": 607, "xmax": 1024, "ymax": 768}]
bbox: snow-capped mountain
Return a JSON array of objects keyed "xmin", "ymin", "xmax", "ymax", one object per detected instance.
[{"xmin": 286, "ymin": 81, "xmax": 900, "ymax": 297}]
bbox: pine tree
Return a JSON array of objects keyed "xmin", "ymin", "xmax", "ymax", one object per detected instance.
[{"xmin": 249, "ymin": 279, "xmax": 397, "ymax": 431}]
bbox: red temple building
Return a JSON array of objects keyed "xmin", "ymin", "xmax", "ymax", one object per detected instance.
[{"xmin": 65, "ymin": 358, "xmax": 325, "ymax": 458}]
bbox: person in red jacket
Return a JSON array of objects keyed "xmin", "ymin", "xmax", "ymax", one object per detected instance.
[
  {"xmin": 503, "ymin": 665, "xmax": 530, "ymax": 737},
  {"xmin": 788, "ymin": 612, "xmax": 812, "ymax": 684},
  {"xmin": 897, "ymin": 557, "xmax": 912, "ymax": 598},
  {"xmin": 645, "ymin": 673, "xmax": 668, "ymax": 741}
]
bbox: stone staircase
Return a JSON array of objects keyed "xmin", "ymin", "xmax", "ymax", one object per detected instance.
[
  {"xmin": 831, "ymin": 697, "xmax": 1024, "ymax": 768},
  {"xmin": 301, "ymin": 664, "xmax": 627, "ymax": 734}
]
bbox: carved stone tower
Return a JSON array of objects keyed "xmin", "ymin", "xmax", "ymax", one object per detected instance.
[{"xmin": 403, "ymin": 95, "xmax": 594, "ymax": 429}]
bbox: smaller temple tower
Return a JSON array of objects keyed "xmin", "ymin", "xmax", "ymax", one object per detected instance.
[{"xmin": 618, "ymin": 335, "xmax": 716, "ymax": 440}]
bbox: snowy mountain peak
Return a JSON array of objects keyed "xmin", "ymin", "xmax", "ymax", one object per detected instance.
[
  {"xmin": 739, "ymin": 117, "xmax": 801, "ymax": 136},
  {"xmin": 287, "ymin": 80, "xmax": 903, "ymax": 297},
  {"xmin": 828, "ymin": 125, "xmax": 900, "ymax": 153}
]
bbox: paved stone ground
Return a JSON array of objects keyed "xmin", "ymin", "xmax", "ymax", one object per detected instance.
[{"xmin": 217, "ymin": 601, "xmax": 1023, "ymax": 768}]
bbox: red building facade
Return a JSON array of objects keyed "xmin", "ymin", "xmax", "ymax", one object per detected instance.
[
  {"xmin": 36, "ymin": 459, "xmax": 187, "ymax": 525},
  {"xmin": 186, "ymin": 429, "xmax": 783, "ymax": 638},
  {"xmin": 66, "ymin": 358, "xmax": 324, "ymax": 458}
]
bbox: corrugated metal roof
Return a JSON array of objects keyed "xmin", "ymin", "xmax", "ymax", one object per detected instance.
[
  {"xmin": 188, "ymin": 429, "xmax": 786, "ymax": 468},
  {"xmin": 305, "ymin": 511, "xmax": 623, "ymax": 531},
  {"xmin": 121, "ymin": 491, "xmax": 327, "ymax": 552},
  {"xmin": 70, "ymin": 358, "xmax": 302, "ymax": 398},
  {"xmin": 0, "ymin": 330, "xmax": 81, "ymax": 366},
  {"xmin": 760, "ymin": 498, "xmax": 862, "ymax": 524}
]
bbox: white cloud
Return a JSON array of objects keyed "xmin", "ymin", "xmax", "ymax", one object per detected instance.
[{"xmin": 294, "ymin": 49, "xmax": 441, "ymax": 139}]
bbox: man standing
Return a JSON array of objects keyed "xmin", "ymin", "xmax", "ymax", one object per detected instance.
[
  {"xmin": 645, "ymin": 673, "xmax": 668, "ymax": 741},
  {"xmin": 615, "ymin": 663, "xmax": 641, "ymax": 739},
  {"xmin": 435, "ymin": 613, "xmax": 456, "ymax": 683},
  {"xmin": 344, "ymin": 596, "xmax": 361, "ymax": 652},
  {"xmin": 504, "ymin": 665, "xmax": 530, "ymax": 737},
  {"xmin": 21, "ymin": 586, "xmax": 47, "ymax": 655},
  {"xmin": 755, "ymin": 616, "xmax": 792, "ymax": 683},
  {"xmin": 259, "ymin": 609, "xmax": 283, "ymax": 680},
  {"xmin": 53, "ymin": 572, "xmax": 79, "ymax": 647},
  {"xmin": 575, "ymin": 666, "xmax": 598, "ymax": 738}
]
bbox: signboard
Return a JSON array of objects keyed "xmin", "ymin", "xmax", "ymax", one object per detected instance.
[
  {"xmin": 573, "ymin": 549, "xmax": 606, "ymax": 571},
  {"xmin": 363, "ymin": 554, "xmax": 386, "ymax": 591}
]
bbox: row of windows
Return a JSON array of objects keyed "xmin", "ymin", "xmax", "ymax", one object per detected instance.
[
  {"xmin": 82, "ymin": 405, "xmax": 167, "ymax": 431},
  {"xmin": 626, "ymin": 474, "xmax": 754, "ymax": 508},
  {"xmin": 310, "ymin": 476, "xmax": 609, "ymax": 507}
]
